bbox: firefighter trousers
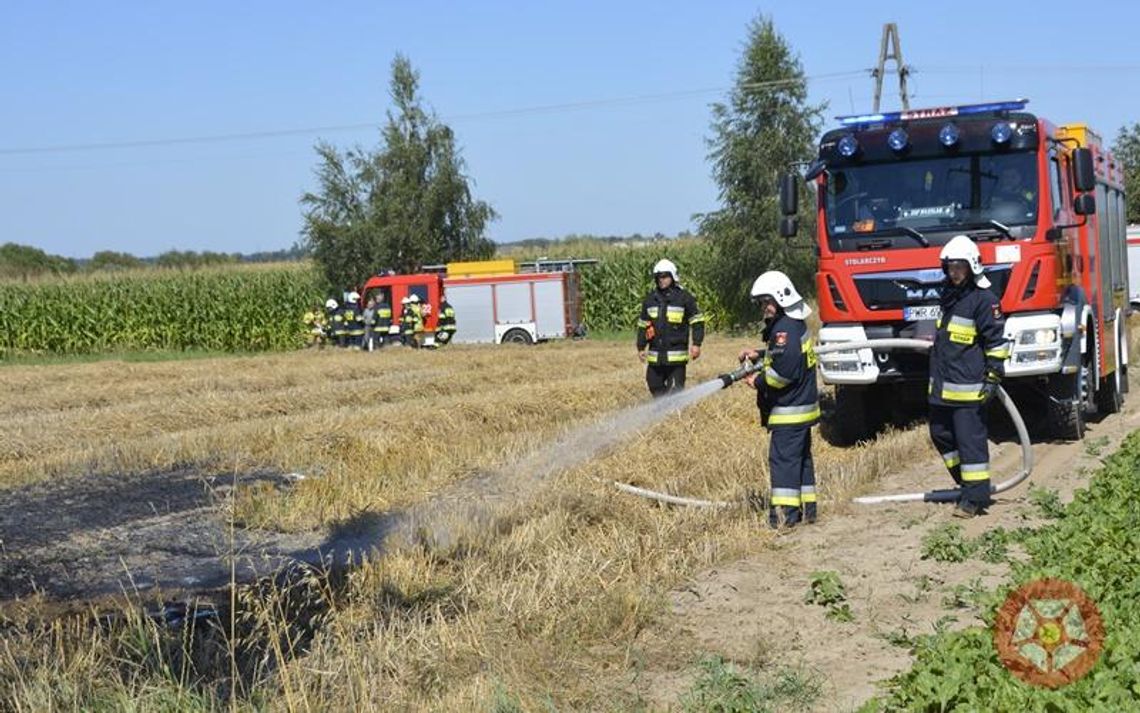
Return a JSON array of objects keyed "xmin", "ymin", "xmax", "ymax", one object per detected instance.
[
  {"xmin": 768, "ymin": 426, "xmax": 816, "ymax": 526},
  {"xmin": 929, "ymin": 405, "xmax": 991, "ymax": 506},
  {"xmin": 646, "ymin": 364, "xmax": 686, "ymax": 398}
]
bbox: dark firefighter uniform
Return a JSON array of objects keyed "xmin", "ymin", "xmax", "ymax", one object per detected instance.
[
  {"xmin": 436, "ymin": 299, "xmax": 457, "ymax": 345},
  {"xmin": 758, "ymin": 314, "xmax": 820, "ymax": 527},
  {"xmin": 635, "ymin": 285, "xmax": 705, "ymax": 397},
  {"xmin": 928, "ymin": 282, "xmax": 1010, "ymax": 509},
  {"xmin": 372, "ymin": 299, "xmax": 393, "ymax": 348},
  {"xmin": 401, "ymin": 302, "xmax": 424, "ymax": 347},
  {"xmin": 340, "ymin": 301, "xmax": 365, "ymax": 349},
  {"xmin": 331, "ymin": 305, "xmax": 348, "ymax": 347}
]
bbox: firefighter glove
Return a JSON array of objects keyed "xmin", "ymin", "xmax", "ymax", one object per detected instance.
[{"xmin": 981, "ymin": 369, "xmax": 1002, "ymax": 404}]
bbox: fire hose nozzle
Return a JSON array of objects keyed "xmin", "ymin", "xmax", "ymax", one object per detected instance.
[{"xmin": 718, "ymin": 359, "xmax": 762, "ymax": 388}]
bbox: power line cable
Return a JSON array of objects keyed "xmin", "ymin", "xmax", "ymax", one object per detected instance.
[{"xmin": 0, "ymin": 70, "xmax": 867, "ymax": 156}]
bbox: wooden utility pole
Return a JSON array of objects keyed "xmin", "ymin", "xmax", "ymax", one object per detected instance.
[{"xmin": 872, "ymin": 23, "xmax": 910, "ymax": 112}]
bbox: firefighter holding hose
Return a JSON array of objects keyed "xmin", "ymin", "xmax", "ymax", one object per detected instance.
[
  {"xmin": 636, "ymin": 259, "xmax": 706, "ymax": 397},
  {"xmin": 929, "ymin": 235, "xmax": 1010, "ymax": 518},
  {"xmin": 739, "ymin": 271, "xmax": 820, "ymax": 529}
]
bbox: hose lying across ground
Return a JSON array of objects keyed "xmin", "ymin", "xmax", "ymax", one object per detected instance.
[{"xmin": 610, "ymin": 338, "xmax": 1034, "ymax": 509}]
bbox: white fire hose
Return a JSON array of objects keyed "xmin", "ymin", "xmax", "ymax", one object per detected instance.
[{"xmin": 611, "ymin": 337, "xmax": 1033, "ymax": 509}]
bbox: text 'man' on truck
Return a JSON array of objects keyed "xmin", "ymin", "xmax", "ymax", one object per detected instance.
[{"xmin": 780, "ymin": 99, "xmax": 1131, "ymax": 443}]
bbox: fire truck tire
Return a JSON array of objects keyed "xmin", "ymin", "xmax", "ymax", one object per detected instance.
[
  {"xmin": 821, "ymin": 385, "xmax": 877, "ymax": 446},
  {"xmin": 502, "ymin": 328, "xmax": 534, "ymax": 345},
  {"xmin": 1046, "ymin": 372, "xmax": 1086, "ymax": 441}
]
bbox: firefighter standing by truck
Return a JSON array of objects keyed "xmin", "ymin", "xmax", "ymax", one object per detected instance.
[
  {"xmin": 739, "ymin": 271, "xmax": 819, "ymax": 529},
  {"xmin": 436, "ymin": 293, "xmax": 457, "ymax": 346},
  {"xmin": 400, "ymin": 295, "xmax": 424, "ymax": 348},
  {"xmin": 636, "ymin": 259, "xmax": 705, "ymax": 397},
  {"xmin": 929, "ymin": 235, "xmax": 1011, "ymax": 518}
]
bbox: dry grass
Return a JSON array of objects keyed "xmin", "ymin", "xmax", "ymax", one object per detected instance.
[{"xmin": 0, "ymin": 337, "xmax": 943, "ymax": 710}]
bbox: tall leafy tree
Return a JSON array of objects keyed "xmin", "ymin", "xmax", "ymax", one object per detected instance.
[
  {"xmin": 302, "ymin": 55, "xmax": 496, "ymax": 289},
  {"xmin": 699, "ymin": 15, "xmax": 823, "ymax": 322},
  {"xmin": 1113, "ymin": 123, "xmax": 1140, "ymax": 224}
]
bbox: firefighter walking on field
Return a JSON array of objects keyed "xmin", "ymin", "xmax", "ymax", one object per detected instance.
[
  {"xmin": 929, "ymin": 235, "xmax": 1010, "ymax": 518},
  {"xmin": 400, "ymin": 295, "xmax": 424, "ymax": 348},
  {"xmin": 636, "ymin": 259, "xmax": 706, "ymax": 397},
  {"xmin": 740, "ymin": 271, "xmax": 819, "ymax": 529}
]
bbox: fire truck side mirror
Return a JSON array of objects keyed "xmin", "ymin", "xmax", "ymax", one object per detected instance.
[
  {"xmin": 779, "ymin": 174, "xmax": 799, "ymax": 216},
  {"xmin": 1072, "ymin": 148, "xmax": 1096, "ymax": 193},
  {"xmin": 1073, "ymin": 193, "xmax": 1096, "ymax": 216},
  {"xmin": 779, "ymin": 216, "xmax": 799, "ymax": 238}
]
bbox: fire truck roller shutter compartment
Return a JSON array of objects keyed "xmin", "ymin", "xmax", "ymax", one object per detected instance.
[
  {"xmin": 447, "ymin": 283, "xmax": 496, "ymax": 344},
  {"xmin": 534, "ymin": 278, "xmax": 568, "ymax": 340}
]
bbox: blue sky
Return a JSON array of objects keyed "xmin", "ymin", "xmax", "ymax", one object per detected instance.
[{"xmin": 3, "ymin": 1, "xmax": 1139, "ymax": 258}]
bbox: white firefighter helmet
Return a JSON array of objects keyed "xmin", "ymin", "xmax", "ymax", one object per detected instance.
[
  {"xmin": 652, "ymin": 258, "xmax": 679, "ymax": 283},
  {"xmin": 347, "ymin": 291, "xmax": 361, "ymax": 303},
  {"xmin": 750, "ymin": 270, "xmax": 812, "ymax": 320},
  {"xmin": 407, "ymin": 294, "xmax": 420, "ymax": 303},
  {"xmin": 400, "ymin": 296, "xmax": 410, "ymax": 305},
  {"xmin": 939, "ymin": 235, "xmax": 991, "ymax": 288},
  {"xmin": 325, "ymin": 298, "xmax": 338, "ymax": 310}
]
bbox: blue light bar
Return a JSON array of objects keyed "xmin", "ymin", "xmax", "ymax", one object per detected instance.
[{"xmin": 836, "ymin": 99, "xmax": 1029, "ymax": 126}]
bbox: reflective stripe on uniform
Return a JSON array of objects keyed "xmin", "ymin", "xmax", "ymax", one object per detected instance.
[
  {"xmin": 768, "ymin": 403, "xmax": 821, "ymax": 425},
  {"xmin": 771, "ymin": 487, "xmax": 802, "ymax": 507},
  {"xmin": 666, "ymin": 305, "xmax": 685, "ymax": 323},
  {"xmin": 941, "ymin": 450, "xmax": 961, "ymax": 469},
  {"xmin": 961, "ymin": 463, "xmax": 990, "ymax": 481},
  {"xmin": 764, "ymin": 367, "xmax": 791, "ymax": 389},
  {"xmin": 665, "ymin": 350, "xmax": 688, "ymax": 363},
  {"xmin": 986, "ymin": 344, "xmax": 1011, "ymax": 359},
  {"xmin": 636, "ymin": 319, "xmax": 650, "ymax": 328},
  {"xmin": 647, "ymin": 307, "xmax": 659, "ymax": 318},
  {"xmin": 802, "ymin": 336, "xmax": 818, "ymax": 368},
  {"xmin": 377, "ymin": 308, "xmax": 392, "ymax": 318},
  {"xmin": 947, "ymin": 315, "xmax": 978, "ymax": 345},
  {"xmin": 800, "ymin": 485, "xmax": 817, "ymax": 503},
  {"xmin": 941, "ymin": 382, "xmax": 984, "ymax": 402},
  {"xmin": 689, "ymin": 312, "xmax": 707, "ymax": 323}
]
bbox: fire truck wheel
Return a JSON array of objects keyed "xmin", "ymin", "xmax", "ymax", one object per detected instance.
[
  {"xmin": 821, "ymin": 385, "xmax": 879, "ymax": 447},
  {"xmin": 1046, "ymin": 371, "xmax": 1087, "ymax": 441},
  {"xmin": 502, "ymin": 328, "xmax": 534, "ymax": 345}
]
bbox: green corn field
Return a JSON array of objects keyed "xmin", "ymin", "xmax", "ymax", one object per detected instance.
[
  {"xmin": 0, "ymin": 263, "xmax": 325, "ymax": 357},
  {"xmin": 577, "ymin": 240, "xmax": 729, "ymax": 332},
  {"xmin": 0, "ymin": 244, "xmax": 735, "ymax": 357}
]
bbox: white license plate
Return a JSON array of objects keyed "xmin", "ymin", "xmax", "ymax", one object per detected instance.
[{"xmin": 903, "ymin": 305, "xmax": 941, "ymax": 322}]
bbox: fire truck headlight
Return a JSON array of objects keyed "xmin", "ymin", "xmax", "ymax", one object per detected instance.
[
  {"xmin": 991, "ymin": 122, "xmax": 1013, "ymax": 145},
  {"xmin": 939, "ymin": 123, "xmax": 960, "ymax": 147},
  {"xmin": 888, "ymin": 128, "xmax": 909, "ymax": 152},
  {"xmin": 837, "ymin": 134, "xmax": 860, "ymax": 158},
  {"xmin": 1017, "ymin": 328, "xmax": 1058, "ymax": 346}
]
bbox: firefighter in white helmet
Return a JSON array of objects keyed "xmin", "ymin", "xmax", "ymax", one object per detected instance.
[
  {"xmin": 739, "ymin": 270, "xmax": 819, "ymax": 528},
  {"xmin": 929, "ymin": 235, "xmax": 1011, "ymax": 518},
  {"xmin": 343, "ymin": 291, "xmax": 365, "ymax": 349},
  {"xmin": 636, "ymin": 259, "xmax": 706, "ymax": 397}
]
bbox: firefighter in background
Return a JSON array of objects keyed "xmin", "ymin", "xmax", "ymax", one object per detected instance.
[
  {"xmin": 739, "ymin": 271, "xmax": 819, "ymax": 528},
  {"xmin": 635, "ymin": 259, "xmax": 705, "ymax": 397},
  {"xmin": 323, "ymin": 299, "xmax": 339, "ymax": 348},
  {"xmin": 400, "ymin": 295, "xmax": 424, "ymax": 348},
  {"xmin": 302, "ymin": 302, "xmax": 325, "ymax": 349},
  {"xmin": 330, "ymin": 297, "xmax": 348, "ymax": 348},
  {"xmin": 436, "ymin": 293, "xmax": 457, "ymax": 346},
  {"xmin": 929, "ymin": 235, "xmax": 1010, "ymax": 518},
  {"xmin": 342, "ymin": 291, "xmax": 365, "ymax": 349},
  {"xmin": 372, "ymin": 292, "xmax": 393, "ymax": 349}
]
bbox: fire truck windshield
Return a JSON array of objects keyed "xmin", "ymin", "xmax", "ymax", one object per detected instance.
[{"xmin": 824, "ymin": 150, "xmax": 1038, "ymax": 249}]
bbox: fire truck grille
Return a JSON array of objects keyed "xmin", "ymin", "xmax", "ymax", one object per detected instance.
[{"xmin": 853, "ymin": 265, "xmax": 1012, "ymax": 311}]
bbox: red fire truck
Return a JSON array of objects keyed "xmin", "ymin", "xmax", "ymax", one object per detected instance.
[
  {"xmin": 779, "ymin": 99, "xmax": 1131, "ymax": 442},
  {"xmin": 359, "ymin": 259, "xmax": 584, "ymax": 346}
]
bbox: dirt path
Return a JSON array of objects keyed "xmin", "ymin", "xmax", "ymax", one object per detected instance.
[{"xmin": 645, "ymin": 386, "xmax": 1140, "ymax": 711}]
